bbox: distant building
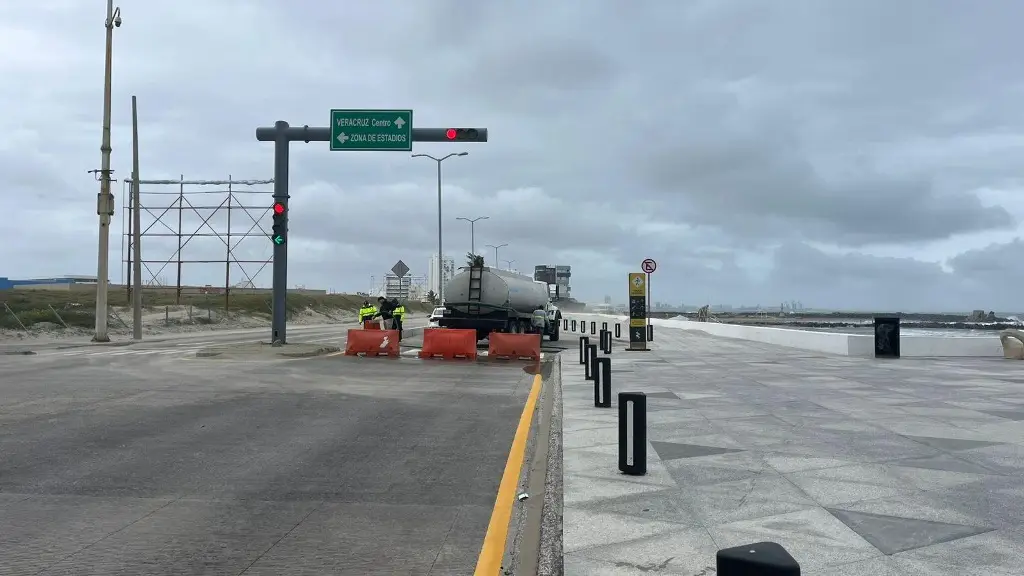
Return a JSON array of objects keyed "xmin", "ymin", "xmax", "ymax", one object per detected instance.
[
  {"xmin": 0, "ymin": 275, "xmax": 101, "ymax": 290},
  {"xmin": 533, "ymin": 265, "xmax": 571, "ymax": 300},
  {"xmin": 427, "ymin": 254, "xmax": 455, "ymax": 298},
  {"xmin": 383, "ymin": 273, "xmax": 412, "ymax": 300}
]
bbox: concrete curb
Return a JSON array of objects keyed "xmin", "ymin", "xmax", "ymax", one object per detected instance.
[
  {"xmin": 537, "ymin": 353, "xmax": 564, "ymax": 575},
  {"xmin": 195, "ymin": 344, "xmax": 341, "ymax": 359},
  {"xmin": 55, "ymin": 341, "xmax": 135, "ymax": 350}
]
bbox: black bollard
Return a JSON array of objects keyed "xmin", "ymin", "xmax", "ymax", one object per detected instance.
[
  {"xmin": 586, "ymin": 344, "xmax": 598, "ymax": 381},
  {"xmin": 647, "ymin": 324, "xmax": 654, "ymax": 342},
  {"xmin": 578, "ymin": 336, "xmax": 589, "ymax": 365},
  {"xmin": 717, "ymin": 541, "xmax": 800, "ymax": 575},
  {"xmin": 602, "ymin": 321, "xmax": 608, "ymax": 331},
  {"xmin": 563, "ymin": 318, "xmax": 568, "ymax": 330},
  {"xmin": 572, "ymin": 319, "xmax": 577, "ymax": 332},
  {"xmin": 618, "ymin": 392, "xmax": 646, "ymax": 475},
  {"xmin": 614, "ymin": 324, "xmax": 621, "ymax": 339},
  {"xmin": 874, "ymin": 316, "xmax": 900, "ymax": 358},
  {"xmin": 600, "ymin": 330, "xmax": 612, "ymax": 354},
  {"xmin": 590, "ymin": 321, "xmax": 597, "ymax": 335},
  {"xmin": 593, "ymin": 357, "xmax": 611, "ymax": 408}
]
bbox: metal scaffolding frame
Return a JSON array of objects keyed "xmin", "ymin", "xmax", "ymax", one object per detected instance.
[{"xmin": 121, "ymin": 176, "xmax": 275, "ymax": 309}]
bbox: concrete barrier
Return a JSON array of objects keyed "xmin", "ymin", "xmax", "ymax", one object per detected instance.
[{"xmin": 579, "ymin": 313, "xmax": 1004, "ymax": 358}]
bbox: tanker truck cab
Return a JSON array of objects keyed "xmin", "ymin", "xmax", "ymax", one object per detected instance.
[{"xmin": 543, "ymin": 301, "xmax": 562, "ymax": 341}]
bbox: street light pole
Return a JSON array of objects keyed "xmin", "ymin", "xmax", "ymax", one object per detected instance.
[
  {"xmin": 92, "ymin": 0, "xmax": 121, "ymax": 343},
  {"xmin": 486, "ymin": 243, "xmax": 508, "ymax": 267},
  {"xmin": 456, "ymin": 216, "xmax": 488, "ymax": 256},
  {"xmin": 503, "ymin": 259, "xmax": 515, "ymax": 271},
  {"xmin": 412, "ymin": 151, "xmax": 467, "ymax": 303}
]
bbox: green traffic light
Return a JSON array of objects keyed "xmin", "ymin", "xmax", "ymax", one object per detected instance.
[{"xmin": 272, "ymin": 234, "xmax": 285, "ymax": 245}]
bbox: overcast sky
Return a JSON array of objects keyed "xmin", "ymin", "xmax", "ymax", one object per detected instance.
[{"xmin": 3, "ymin": 0, "xmax": 1024, "ymax": 312}]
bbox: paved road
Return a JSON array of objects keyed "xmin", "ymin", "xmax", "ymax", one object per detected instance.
[
  {"xmin": 0, "ymin": 333, "xmax": 540, "ymax": 575},
  {"xmin": 0, "ymin": 320, "xmax": 429, "ymax": 364}
]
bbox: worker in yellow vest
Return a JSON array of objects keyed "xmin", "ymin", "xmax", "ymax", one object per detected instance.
[
  {"xmin": 392, "ymin": 300, "xmax": 406, "ymax": 340},
  {"xmin": 358, "ymin": 301, "xmax": 377, "ymax": 325}
]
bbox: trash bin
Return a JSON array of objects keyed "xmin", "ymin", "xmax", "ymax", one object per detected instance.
[{"xmin": 874, "ymin": 316, "xmax": 900, "ymax": 358}]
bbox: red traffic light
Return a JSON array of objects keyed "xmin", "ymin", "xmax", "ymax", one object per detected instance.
[
  {"xmin": 445, "ymin": 129, "xmax": 457, "ymax": 140},
  {"xmin": 272, "ymin": 202, "xmax": 285, "ymax": 215}
]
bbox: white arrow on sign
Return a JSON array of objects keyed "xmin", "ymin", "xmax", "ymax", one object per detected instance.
[
  {"xmin": 394, "ymin": 117, "xmax": 406, "ymax": 129},
  {"xmin": 336, "ymin": 132, "xmax": 350, "ymax": 144}
]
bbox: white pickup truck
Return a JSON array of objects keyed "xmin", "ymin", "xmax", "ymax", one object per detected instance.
[{"xmin": 427, "ymin": 306, "xmax": 445, "ymax": 327}]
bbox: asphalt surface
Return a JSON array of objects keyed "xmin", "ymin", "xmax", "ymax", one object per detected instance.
[{"xmin": 0, "ymin": 322, "xmax": 545, "ymax": 575}]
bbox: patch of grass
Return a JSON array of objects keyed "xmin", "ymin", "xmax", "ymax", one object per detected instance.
[{"xmin": 0, "ymin": 288, "xmax": 434, "ymax": 330}]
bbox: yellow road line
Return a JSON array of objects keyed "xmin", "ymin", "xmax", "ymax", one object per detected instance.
[{"xmin": 474, "ymin": 373, "xmax": 544, "ymax": 576}]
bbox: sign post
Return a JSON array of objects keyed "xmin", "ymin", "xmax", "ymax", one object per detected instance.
[
  {"xmin": 641, "ymin": 259, "xmax": 657, "ymax": 341},
  {"xmin": 330, "ymin": 109, "xmax": 413, "ymax": 152},
  {"xmin": 627, "ymin": 272, "xmax": 648, "ymax": 351}
]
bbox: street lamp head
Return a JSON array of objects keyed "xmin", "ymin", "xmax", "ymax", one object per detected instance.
[{"xmin": 456, "ymin": 152, "xmax": 469, "ymax": 157}]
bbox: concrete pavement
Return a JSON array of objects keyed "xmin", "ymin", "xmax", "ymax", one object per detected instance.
[
  {"xmin": 558, "ymin": 314, "xmax": 1024, "ymax": 575},
  {"xmin": 0, "ymin": 320, "xmax": 429, "ymax": 363},
  {"xmin": 0, "ymin": 334, "xmax": 544, "ymax": 575}
]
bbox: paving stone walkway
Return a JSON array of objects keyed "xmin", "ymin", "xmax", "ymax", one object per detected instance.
[{"xmin": 560, "ymin": 320, "xmax": 1024, "ymax": 575}]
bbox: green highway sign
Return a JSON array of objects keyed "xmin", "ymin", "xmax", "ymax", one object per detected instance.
[{"xmin": 330, "ymin": 109, "xmax": 413, "ymax": 151}]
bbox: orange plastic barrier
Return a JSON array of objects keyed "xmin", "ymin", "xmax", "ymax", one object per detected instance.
[
  {"xmin": 419, "ymin": 328, "xmax": 477, "ymax": 360},
  {"xmin": 345, "ymin": 329, "xmax": 400, "ymax": 357},
  {"xmin": 488, "ymin": 332, "xmax": 542, "ymax": 361},
  {"xmin": 363, "ymin": 321, "xmax": 381, "ymax": 330}
]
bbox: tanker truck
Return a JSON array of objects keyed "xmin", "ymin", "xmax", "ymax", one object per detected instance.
[{"xmin": 439, "ymin": 265, "xmax": 561, "ymax": 341}]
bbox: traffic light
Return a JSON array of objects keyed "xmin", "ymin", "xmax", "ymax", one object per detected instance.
[
  {"xmin": 271, "ymin": 201, "xmax": 286, "ymax": 246},
  {"xmin": 445, "ymin": 128, "xmax": 484, "ymax": 142}
]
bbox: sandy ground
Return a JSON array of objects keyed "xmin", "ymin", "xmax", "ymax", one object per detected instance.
[{"xmin": 0, "ymin": 304, "xmax": 365, "ymax": 342}]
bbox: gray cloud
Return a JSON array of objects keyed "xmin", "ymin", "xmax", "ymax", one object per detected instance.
[{"xmin": 2, "ymin": 0, "xmax": 1024, "ymax": 311}]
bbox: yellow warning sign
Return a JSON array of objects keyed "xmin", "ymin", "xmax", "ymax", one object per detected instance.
[
  {"xmin": 629, "ymin": 318, "xmax": 646, "ymax": 328},
  {"xmin": 628, "ymin": 273, "xmax": 645, "ymax": 297}
]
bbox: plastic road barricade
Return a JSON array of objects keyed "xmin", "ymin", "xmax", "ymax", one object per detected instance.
[
  {"xmin": 345, "ymin": 329, "xmax": 400, "ymax": 357},
  {"xmin": 419, "ymin": 328, "xmax": 477, "ymax": 360},
  {"xmin": 488, "ymin": 333, "xmax": 541, "ymax": 361},
  {"xmin": 363, "ymin": 321, "xmax": 381, "ymax": 330}
]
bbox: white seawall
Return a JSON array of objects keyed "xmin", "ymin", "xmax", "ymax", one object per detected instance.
[{"xmin": 578, "ymin": 314, "xmax": 1004, "ymax": 358}]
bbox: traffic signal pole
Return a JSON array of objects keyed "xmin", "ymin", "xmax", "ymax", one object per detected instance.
[
  {"xmin": 255, "ymin": 122, "xmax": 487, "ymax": 345},
  {"xmin": 270, "ymin": 122, "xmax": 290, "ymax": 345}
]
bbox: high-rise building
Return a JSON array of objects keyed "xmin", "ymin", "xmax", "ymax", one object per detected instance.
[
  {"xmin": 534, "ymin": 264, "xmax": 571, "ymax": 300},
  {"xmin": 427, "ymin": 254, "xmax": 455, "ymax": 299},
  {"xmin": 555, "ymin": 266, "xmax": 571, "ymax": 299}
]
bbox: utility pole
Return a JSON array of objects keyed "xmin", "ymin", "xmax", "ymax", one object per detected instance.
[
  {"xmin": 456, "ymin": 216, "xmax": 488, "ymax": 256},
  {"xmin": 130, "ymin": 95, "xmax": 142, "ymax": 340},
  {"xmin": 92, "ymin": 0, "xmax": 121, "ymax": 342}
]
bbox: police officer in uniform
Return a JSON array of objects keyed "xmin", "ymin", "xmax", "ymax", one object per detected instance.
[
  {"xmin": 358, "ymin": 300, "xmax": 377, "ymax": 325},
  {"xmin": 392, "ymin": 299, "xmax": 406, "ymax": 340}
]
